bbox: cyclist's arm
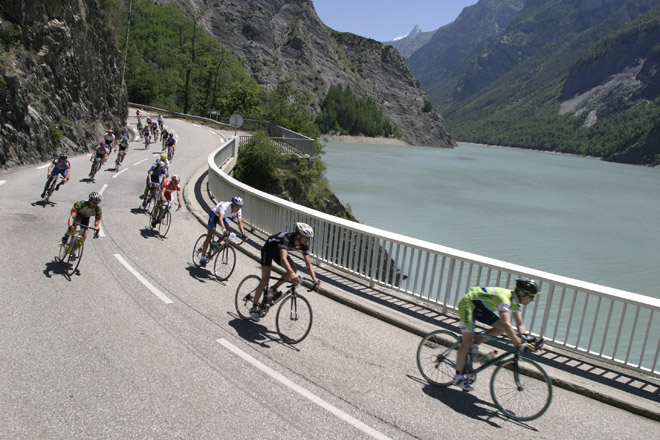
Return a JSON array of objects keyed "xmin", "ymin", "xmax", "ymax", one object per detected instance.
[
  {"xmin": 176, "ymin": 190, "xmax": 183, "ymax": 208},
  {"xmin": 498, "ymin": 310, "xmax": 524, "ymax": 347},
  {"xmin": 236, "ymin": 217, "xmax": 246, "ymax": 238},
  {"xmin": 93, "ymin": 215, "xmax": 101, "ymax": 238},
  {"xmin": 279, "ymin": 248, "xmax": 297, "ymax": 280},
  {"xmin": 302, "ymin": 253, "xmax": 320, "ymax": 286},
  {"xmin": 513, "ymin": 312, "xmax": 528, "ymax": 337}
]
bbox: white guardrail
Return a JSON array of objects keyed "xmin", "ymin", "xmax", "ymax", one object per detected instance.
[{"xmin": 208, "ymin": 137, "xmax": 660, "ymax": 377}]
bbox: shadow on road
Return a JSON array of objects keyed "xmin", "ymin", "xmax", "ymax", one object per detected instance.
[{"xmin": 227, "ymin": 314, "xmax": 300, "ymax": 351}]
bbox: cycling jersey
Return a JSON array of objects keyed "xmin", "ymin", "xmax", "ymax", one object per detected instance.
[
  {"xmin": 71, "ymin": 200, "xmax": 102, "ymax": 219},
  {"xmin": 207, "ymin": 201, "xmax": 241, "ymax": 229},
  {"xmin": 458, "ymin": 287, "xmax": 522, "ymax": 332},
  {"xmin": 261, "ymin": 231, "xmax": 309, "ymax": 268},
  {"xmin": 161, "ymin": 180, "xmax": 180, "ymax": 201},
  {"xmin": 104, "ymin": 133, "xmax": 115, "ymax": 145},
  {"xmin": 50, "ymin": 159, "xmax": 70, "ymax": 176},
  {"xmin": 148, "ymin": 165, "xmax": 167, "ymax": 183},
  {"xmin": 94, "ymin": 146, "xmax": 108, "ymax": 157},
  {"xmin": 166, "ymin": 136, "xmax": 176, "ymax": 146},
  {"xmin": 118, "ymin": 140, "xmax": 128, "ymax": 150}
]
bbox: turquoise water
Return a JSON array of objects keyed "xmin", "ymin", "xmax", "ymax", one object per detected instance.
[{"xmin": 322, "ymin": 141, "xmax": 660, "ymax": 298}]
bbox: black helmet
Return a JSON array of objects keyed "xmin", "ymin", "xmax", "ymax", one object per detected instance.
[
  {"xmin": 88, "ymin": 192, "xmax": 102, "ymax": 203},
  {"xmin": 58, "ymin": 153, "xmax": 68, "ymax": 160},
  {"xmin": 515, "ymin": 277, "xmax": 539, "ymax": 296}
]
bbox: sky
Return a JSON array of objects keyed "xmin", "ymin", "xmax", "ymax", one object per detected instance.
[{"xmin": 312, "ymin": 0, "xmax": 479, "ymax": 42}]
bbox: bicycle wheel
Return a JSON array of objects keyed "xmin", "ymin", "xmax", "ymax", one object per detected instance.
[
  {"xmin": 65, "ymin": 237, "xmax": 84, "ymax": 277},
  {"xmin": 144, "ymin": 191, "xmax": 156, "ymax": 214},
  {"xmin": 235, "ymin": 275, "xmax": 261, "ymax": 320},
  {"xmin": 416, "ymin": 330, "xmax": 461, "ymax": 386},
  {"xmin": 158, "ymin": 210, "xmax": 171, "ymax": 238},
  {"xmin": 490, "ymin": 357, "xmax": 553, "ymax": 421},
  {"xmin": 276, "ymin": 294, "xmax": 313, "ymax": 344},
  {"xmin": 213, "ymin": 244, "xmax": 236, "ymax": 280},
  {"xmin": 58, "ymin": 240, "xmax": 68, "ymax": 262},
  {"xmin": 191, "ymin": 234, "xmax": 207, "ymax": 267}
]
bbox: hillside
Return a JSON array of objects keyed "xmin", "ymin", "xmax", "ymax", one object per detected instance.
[
  {"xmin": 412, "ymin": 0, "xmax": 660, "ymax": 165},
  {"xmin": 384, "ymin": 25, "xmax": 436, "ymax": 59},
  {"xmin": 0, "ymin": 0, "xmax": 127, "ymax": 168},
  {"xmin": 161, "ymin": 0, "xmax": 453, "ymax": 148}
]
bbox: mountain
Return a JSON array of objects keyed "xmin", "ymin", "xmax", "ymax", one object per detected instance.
[
  {"xmin": 407, "ymin": 0, "xmax": 527, "ymax": 108},
  {"xmin": 385, "ymin": 25, "xmax": 436, "ymax": 59},
  {"xmin": 163, "ymin": 0, "xmax": 453, "ymax": 148},
  {"xmin": 0, "ymin": 0, "xmax": 127, "ymax": 168},
  {"xmin": 410, "ymin": 0, "xmax": 660, "ymax": 165}
]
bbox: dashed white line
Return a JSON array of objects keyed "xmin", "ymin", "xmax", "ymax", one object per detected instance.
[
  {"xmin": 0, "ymin": 180, "xmax": 6, "ymax": 186},
  {"xmin": 36, "ymin": 164, "xmax": 50, "ymax": 169},
  {"xmin": 112, "ymin": 168, "xmax": 128, "ymax": 178},
  {"xmin": 114, "ymin": 254, "xmax": 173, "ymax": 304},
  {"xmin": 98, "ymin": 184, "xmax": 108, "ymax": 195},
  {"xmin": 133, "ymin": 158, "xmax": 148, "ymax": 166},
  {"xmin": 217, "ymin": 338, "xmax": 391, "ymax": 440}
]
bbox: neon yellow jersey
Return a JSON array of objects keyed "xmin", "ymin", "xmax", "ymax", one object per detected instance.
[{"xmin": 465, "ymin": 286, "xmax": 522, "ymax": 314}]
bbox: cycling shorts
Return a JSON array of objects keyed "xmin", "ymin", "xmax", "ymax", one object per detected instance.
[
  {"xmin": 50, "ymin": 167, "xmax": 68, "ymax": 176},
  {"xmin": 207, "ymin": 214, "xmax": 230, "ymax": 230},
  {"xmin": 458, "ymin": 298, "xmax": 500, "ymax": 333},
  {"xmin": 260, "ymin": 244, "xmax": 295, "ymax": 269}
]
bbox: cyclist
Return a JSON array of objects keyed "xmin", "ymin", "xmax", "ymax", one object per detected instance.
[
  {"xmin": 157, "ymin": 114, "xmax": 164, "ymax": 131},
  {"xmin": 453, "ymin": 277, "xmax": 540, "ymax": 391},
  {"xmin": 155, "ymin": 152, "xmax": 169, "ymax": 168},
  {"xmin": 41, "ymin": 153, "xmax": 70, "ymax": 198},
  {"xmin": 165, "ymin": 132, "xmax": 177, "ymax": 157},
  {"xmin": 90, "ymin": 141, "xmax": 108, "ymax": 175},
  {"xmin": 142, "ymin": 161, "xmax": 168, "ymax": 207},
  {"xmin": 250, "ymin": 222, "xmax": 321, "ymax": 321},
  {"xmin": 142, "ymin": 125, "xmax": 151, "ymax": 147},
  {"xmin": 116, "ymin": 135, "xmax": 129, "ymax": 165},
  {"xmin": 160, "ymin": 128, "xmax": 169, "ymax": 149},
  {"xmin": 199, "ymin": 196, "xmax": 246, "ymax": 267},
  {"xmin": 61, "ymin": 192, "xmax": 102, "ymax": 252},
  {"xmin": 151, "ymin": 174, "xmax": 183, "ymax": 228},
  {"xmin": 103, "ymin": 128, "xmax": 115, "ymax": 152},
  {"xmin": 136, "ymin": 109, "xmax": 141, "ymax": 122}
]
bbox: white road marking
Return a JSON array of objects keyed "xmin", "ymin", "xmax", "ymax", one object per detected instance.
[
  {"xmin": 133, "ymin": 158, "xmax": 148, "ymax": 166},
  {"xmin": 209, "ymin": 129, "xmax": 217, "ymax": 135},
  {"xmin": 99, "ymin": 184, "xmax": 108, "ymax": 195},
  {"xmin": 114, "ymin": 254, "xmax": 173, "ymax": 304},
  {"xmin": 98, "ymin": 224, "xmax": 105, "ymax": 237},
  {"xmin": 112, "ymin": 168, "xmax": 128, "ymax": 178},
  {"xmin": 0, "ymin": 180, "xmax": 6, "ymax": 186},
  {"xmin": 217, "ymin": 338, "xmax": 391, "ymax": 440},
  {"xmin": 36, "ymin": 164, "xmax": 50, "ymax": 169},
  {"xmin": 192, "ymin": 123, "xmax": 201, "ymax": 127}
]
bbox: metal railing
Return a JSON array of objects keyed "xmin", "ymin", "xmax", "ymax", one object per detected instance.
[{"xmin": 208, "ymin": 137, "xmax": 660, "ymax": 378}]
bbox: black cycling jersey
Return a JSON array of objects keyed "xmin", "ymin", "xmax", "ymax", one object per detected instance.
[{"xmin": 261, "ymin": 231, "xmax": 308, "ymax": 268}]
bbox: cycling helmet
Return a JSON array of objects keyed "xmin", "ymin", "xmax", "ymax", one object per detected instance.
[
  {"xmin": 88, "ymin": 192, "xmax": 102, "ymax": 203},
  {"xmin": 160, "ymin": 153, "xmax": 167, "ymax": 159},
  {"xmin": 100, "ymin": 141, "xmax": 106, "ymax": 146},
  {"xmin": 171, "ymin": 174, "xmax": 181, "ymax": 184},
  {"xmin": 231, "ymin": 196, "xmax": 244, "ymax": 206},
  {"xmin": 58, "ymin": 153, "xmax": 68, "ymax": 160},
  {"xmin": 108, "ymin": 129, "xmax": 113, "ymax": 134},
  {"xmin": 515, "ymin": 277, "xmax": 539, "ymax": 296},
  {"xmin": 295, "ymin": 222, "xmax": 314, "ymax": 238},
  {"xmin": 157, "ymin": 161, "xmax": 164, "ymax": 168},
  {"xmin": 123, "ymin": 135, "xmax": 128, "ymax": 140}
]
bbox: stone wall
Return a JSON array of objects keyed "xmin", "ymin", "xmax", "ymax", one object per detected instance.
[{"xmin": 0, "ymin": 0, "xmax": 127, "ymax": 168}]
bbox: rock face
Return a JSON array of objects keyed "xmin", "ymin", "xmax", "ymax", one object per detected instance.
[
  {"xmin": 163, "ymin": 0, "xmax": 453, "ymax": 148},
  {"xmin": 0, "ymin": 0, "xmax": 127, "ymax": 168},
  {"xmin": 385, "ymin": 25, "xmax": 436, "ymax": 59}
]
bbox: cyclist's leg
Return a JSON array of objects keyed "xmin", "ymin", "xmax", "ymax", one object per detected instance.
[
  {"xmin": 455, "ymin": 298, "xmax": 476, "ymax": 374},
  {"xmin": 201, "ymin": 215, "xmax": 218, "ymax": 255},
  {"xmin": 253, "ymin": 252, "xmax": 273, "ymax": 307},
  {"xmin": 42, "ymin": 173, "xmax": 54, "ymax": 195},
  {"xmin": 271, "ymin": 255, "xmax": 296, "ymax": 291},
  {"xmin": 57, "ymin": 170, "xmax": 68, "ymax": 189}
]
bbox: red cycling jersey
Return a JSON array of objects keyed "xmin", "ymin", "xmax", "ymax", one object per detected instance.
[{"xmin": 161, "ymin": 180, "xmax": 181, "ymax": 201}]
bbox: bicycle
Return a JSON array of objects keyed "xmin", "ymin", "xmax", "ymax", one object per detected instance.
[
  {"xmin": 149, "ymin": 201, "xmax": 177, "ymax": 238},
  {"xmin": 57, "ymin": 224, "xmax": 98, "ymax": 277},
  {"xmin": 42, "ymin": 174, "xmax": 65, "ymax": 205},
  {"xmin": 416, "ymin": 330, "xmax": 552, "ymax": 421},
  {"xmin": 235, "ymin": 276, "xmax": 317, "ymax": 344},
  {"xmin": 89, "ymin": 156, "xmax": 102, "ymax": 181},
  {"xmin": 167, "ymin": 142, "xmax": 174, "ymax": 161},
  {"xmin": 191, "ymin": 232, "xmax": 243, "ymax": 280},
  {"xmin": 141, "ymin": 181, "xmax": 160, "ymax": 213}
]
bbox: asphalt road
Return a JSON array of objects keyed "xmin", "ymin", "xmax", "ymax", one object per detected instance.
[{"xmin": 0, "ymin": 112, "xmax": 657, "ymax": 439}]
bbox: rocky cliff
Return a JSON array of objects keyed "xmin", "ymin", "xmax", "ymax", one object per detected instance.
[
  {"xmin": 0, "ymin": 0, "xmax": 126, "ymax": 168},
  {"xmin": 161, "ymin": 0, "xmax": 453, "ymax": 148}
]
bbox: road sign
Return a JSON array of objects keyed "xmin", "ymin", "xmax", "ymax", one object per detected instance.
[{"xmin": 229, "ymin": 114, "xmax": 243, "ymax": 129}]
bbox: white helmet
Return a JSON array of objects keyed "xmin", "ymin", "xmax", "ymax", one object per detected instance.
[{"xmin": 295, "ymin": 222, "xmax": 314, "ymax": 238}]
